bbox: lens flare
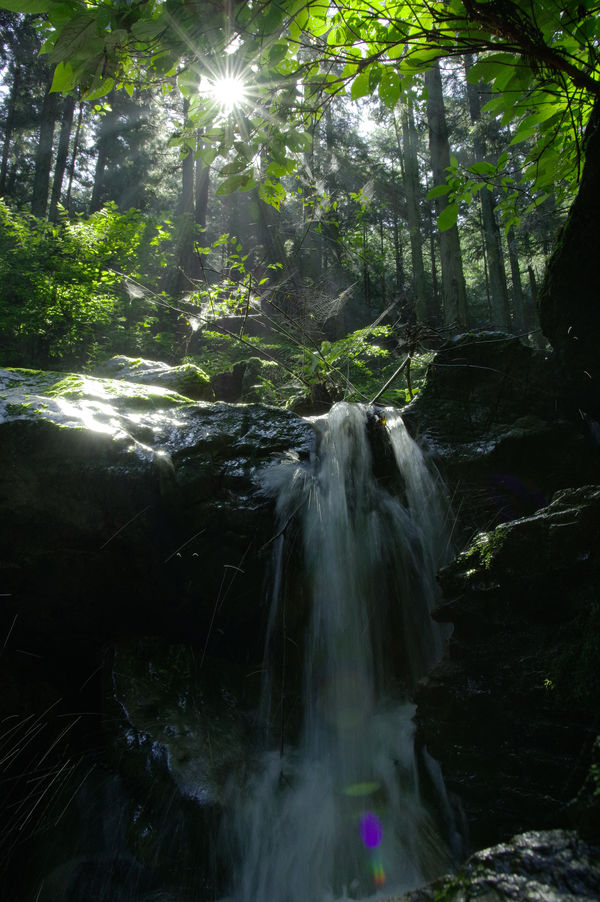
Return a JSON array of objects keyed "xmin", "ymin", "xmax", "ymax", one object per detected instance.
[
  {"xmin": 372, "ymin": 855, "xmax": 386, "ymax": 886},
  {"xmin": 359, "ymin": 811, "xmax": 382, "ymax": 849},
  {"xmin": 200, "ymin": 74, "xmax": 248, "ymax": 113}
]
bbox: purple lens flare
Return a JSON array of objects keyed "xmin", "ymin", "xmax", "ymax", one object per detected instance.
[{"xmin": 359, "ymin": 811, "xmax": 382, "ymax": 849}]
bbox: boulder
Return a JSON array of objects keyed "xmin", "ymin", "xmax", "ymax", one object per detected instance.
[
  {"xmin": 415, "ymin": 486, "xmax": 600, "ymax": 850},
  {"xmin": 402, "ymin": 333, "xmax": 599, "ymax": 539},
  {"xmin": 93, "ymin": 355, "xmax": 214, "ymax": 401},
  {"xmin": 0, "ymin": 366, "xmax": 313, "ymax": 651},
  {"xmin": 0, "ymin": 365, "xmax": 314, "ymax": 899},
  {"xmin": 387, "ymin": 830, "xmax": 600, "ymax": 901}
]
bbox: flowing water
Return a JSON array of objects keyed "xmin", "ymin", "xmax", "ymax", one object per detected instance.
[{"xmin": 224, "ymin": 403, "xmax": 459, "ymax": 902}]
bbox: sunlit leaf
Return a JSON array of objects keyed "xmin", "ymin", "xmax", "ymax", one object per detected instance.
[
  {"xmin": 350, "ymin": 68, "xmax": 371, "ymax": 100},
  {"xmin": 0, "ymin": 0, "xmax": 50, "ymax": 11},
  {"xmin": 378, "ymin": 67, "xmax": 401, "ymax": 109},
  {"xmin": 50, "ymin": 60, "xmax": 75, "ymax": 93},
  {"xmin": 426, "ymin": 183, "xmax": 451, "ymax": 200},
  {"xmin": 436, "ymin": 202, "xmax": 459, "ymax": 231}
]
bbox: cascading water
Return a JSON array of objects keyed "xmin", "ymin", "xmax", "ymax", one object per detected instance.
[{"xmin": 223, "ymin": 402, "xmax": 458, "ymax": 902}]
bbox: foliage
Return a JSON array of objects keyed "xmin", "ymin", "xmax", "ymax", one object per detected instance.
[
  {"xmin": 0, "ymin": 200, "xmax": 175, "ymax": 367},
  {"xmin": 4, "ymin": 0, "xmax": 597, "ymax": 218}
]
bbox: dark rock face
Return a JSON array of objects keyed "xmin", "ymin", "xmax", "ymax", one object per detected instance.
[
  {"xmin": 0, "ymin": 366, "xmax": 314, "ymax": 899},
  {"xmin": 539, "ymin": 100, "xmax": 600, "ymax": 426},
  {"xmin": 402, "ymin": 333, "xmax": 599, "ymax": 540},
  {"xmin": 388, "ymin": 830, "xmax": 600, "ymax": 901},
  {"xmin": 415, "ymin": 487, "xmax": 600, "ymax": 851}
]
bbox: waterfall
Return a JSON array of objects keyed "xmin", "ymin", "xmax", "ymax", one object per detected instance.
[{"xmin": 224, "ymin": 403, "xmax": 457, "ymax": 902}]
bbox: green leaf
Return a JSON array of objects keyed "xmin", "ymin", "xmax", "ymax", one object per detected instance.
[
  {"xmin": 426, "ymin": 183, "xmax": 451, "ymax": 200},
  {"xmin": 50, "ymin": 60, "xmax": 75, "ymax": 93},
  {"xmin": 83, "ymin": 77, "xmax": 115, "ymax": 101},
  {"xmin": 216, "ymin": 172, "xmax": 255, "ymax": 196},
  {"xmin": 468, "ymin": 160, "xmax": 496, "ymax": 176},
  {"xmin": 436, "ymin": 202, "xmax": 459, "ymax": 231},
  {"xmin": 285, "ymin": 131, "xmax": 312, "ymax": 152},
  {"xmin": 220, "ymin": 157, "xmax": 250, "ymax": 176},
  {"xmin": 378, "ymin": 67, "xmax": 401, "ymax": 109},
  {"xmin": 0, "ymin": 0, "xmax": 50, "ymax": 11},
  {"xmin": 178, "ymin": 70, "xmax": 198, "ymax": 98},
  {"xmin": 131, "ymin": 18, "xmax": 166, "ymax": 42},
  {"xmin": 350, "ymin": 68, "xmax": 371, "ymax": 100},
  {"xmin": 268, "ymin": 40, "xmax": 289, "ymax": 66},
  {"xmin": 196, "ymin": 145, "xmax": 218, "ymax": 166},
  {"xmin": 47, "ymin": 13, "xmax": 100, "ymax": 64}
]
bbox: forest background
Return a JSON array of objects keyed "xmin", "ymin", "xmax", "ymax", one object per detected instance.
[{"xmin": 0, "ymin": 0, "xmax": 596, "ymax": 409}]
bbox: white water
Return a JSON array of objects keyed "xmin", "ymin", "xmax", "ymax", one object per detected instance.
[{"xmin": 224, "ymin": 403, "xmax": 456, "ymax": 902}]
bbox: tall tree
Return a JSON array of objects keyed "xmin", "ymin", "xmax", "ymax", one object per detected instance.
[
  {"xmin": 425, "ymin": 63, "xmax": 469, "ymax": 327},
  {"xmin": 464, "ymin": 54, "xmax": 511, "ymax": 330},
  {"xmin": 48, "ymin": 93, "xmax": 75, "ymax": 220},
  {"xmin": 30, "ymin": 72, "xmax": 58, "ymax": 217},
  {"xmin": 395, "ymin": 104, "xmax": 427, "ymax": 324}
]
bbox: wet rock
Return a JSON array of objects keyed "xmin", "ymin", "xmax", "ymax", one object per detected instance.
[
  {"xmin": 388, "ymin": 830, "xmax": 600, "ymax": 901},
  {"xmin": 93, "ymin": 355, "xmax": 214, "ymax": 401},
  {"xmin": 402, "ymin": 333, "xmax": 599, "ymax": 538},
  {"xmin": 0, "ymin": 365, "xmax": 314, "ymax": 897},
  {"xmin": 568, "ymin": 737, "xmax": 600, "ymax": 843},
  {"xmin": 107, "ymin": 638, "xmax": 253, "ymax": 895},
  {"xmin": 0, "ymin": 366, "xmax": 314, "ymax": 652},
  {"xmin": 415, "ymin": 486, "xmax": 600, "ymax": 850}
]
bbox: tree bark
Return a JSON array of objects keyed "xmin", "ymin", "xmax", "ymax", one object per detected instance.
[
  {"xmin": 31, "ymin": 75, "xmax": 58, "ymax": 217},
  {"xmin": 49, "ymin": 94, "xmax": 76, "ymax": 221},
  {"xmin": 464, "ymin": 54, "xmax": 511, "ymax": 330},
  {"xmin": 194, "ymin": 137, "xmax": 210, "ymax": 230},
  {"xmin": 0, "ymin": 61, "xmax": 20, "ymax": 196},
  {"xmin": 539, "ymin": 96, "xmax": 600, "ymax": 420},
  {"xmin": 396, "ymin": 106, "xmax": 427, "ymax": 324},
  {"xmin": 506, "ymin": 227, "xmax": 526, "ymax": 331},
  {"xmin": 425, "ymin": 62, "xmax": 469, "ymax": 328},
  {"xmin": 65, "ymin": 100, "xmax": 83, "ymax": 212},
  {"xmin": 90, "ymin": 96, "xmax": 116, "ymax": 213}
]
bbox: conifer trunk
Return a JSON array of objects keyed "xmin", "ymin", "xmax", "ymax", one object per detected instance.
[
  {"xmin": 464, "ymin": 55, "xmax": 511, "ymax": 330},
  {"xmin": 425, "ymin": 62, "xmax": 469, "ymax": 328},
  {"xmin": 396, "ymin": 106, "xmax": 427, "ymax": 323},
  {"xmin": 49, "ymin": 94, "xmax": 76, "ymax": 221},
  {"xmin": 31, "ymin": 75, "xmax": 58, "ymax": 217},
  {"xmin": 0, "ymin": 62, "xmax": 20, "ymax": 197}
]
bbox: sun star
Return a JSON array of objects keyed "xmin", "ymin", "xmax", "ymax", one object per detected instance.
[{"xmin": 203, "ymin": 74, "xmax": 248, "ymax": 113}]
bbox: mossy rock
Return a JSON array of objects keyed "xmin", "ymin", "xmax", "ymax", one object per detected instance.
[
  {"xmin": 93, "ymin": 355, "xmax": 214, "ymax": 401},
  {"xmin": 416, "ymin": 486, "xmax": 600, "ymax": 848},
  {"xmin": 389, "ymin": 830, "xmax": 600, "ymax": 901}
]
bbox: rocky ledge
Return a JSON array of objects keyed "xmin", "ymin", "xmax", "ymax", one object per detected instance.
[
  {"xmin": 402, "ymin": 333, "xmax": 599, "ymax": 539},
  {"xmin": 388, "ymin": 830, "xmax": 600, "ymax": 901},
  {"xmin": 415, "ymin": 485, "xmax": 600, "ymax": 851}
]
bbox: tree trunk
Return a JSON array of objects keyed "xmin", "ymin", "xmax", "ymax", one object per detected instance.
[
  {"xmin": 506, "ymin": 227, "xmax": 526, "ymax": 331},
  {"xmin": 49, "ymin": 94, "xmax": 76, "ymax": 221},
  {"xmin": 539, "ymin": 95, "xmax": 600, "ymax": 420},
  {"xmin": 425, "ymin": 62, "xmax": 469, "ymax": 328},
  {"xmin": 90, "ymin": 96, "xmax": 116, "ymax": 213},
  {"xmin": 464, "ymin": 54, "xmax": 511, "ymax": 330},
  {"xmin": 31, "ymin": 75, "xmax": 58, "ymax": 217},
  {"xmin": 0, "ymin": 62, "xmax": 20, "ymax": 197},
  {"xmin": 65, "ymin": 100, "xmax": 83, "ymax": 212},
  {"xmin": 194, "ymin": 136, "xmax": 210, "ymax": 230},
  {"xmin": 428, "ymin": 201, "xmax": 442, "ymax": 324},
  {"xmin": 396, "ymin": 106, "xmax": 427, "ymax": 324}
]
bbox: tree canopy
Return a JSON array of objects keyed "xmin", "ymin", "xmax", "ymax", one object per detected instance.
[{"xmin": 2, "ymin": 0, "xmax": 598, "ymax": 220}]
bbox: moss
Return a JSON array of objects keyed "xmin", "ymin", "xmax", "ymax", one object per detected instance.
[
  {"xmin": 44, "ymin": 372, "xmax": 191, "ymax": 410},
  {"xmin": 5, "ymin": 401, "xmax": 32, "ymax": 415}
]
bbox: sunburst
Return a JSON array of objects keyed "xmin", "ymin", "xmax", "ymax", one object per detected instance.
[{"xmin": 199, "ymin": 73, "xmax": 249, "ymax": 114}]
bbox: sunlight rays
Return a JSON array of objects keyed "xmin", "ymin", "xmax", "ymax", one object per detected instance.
[{"xmin": 199, "ymin": 72, "xmax": 249, "ymax": 114}]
